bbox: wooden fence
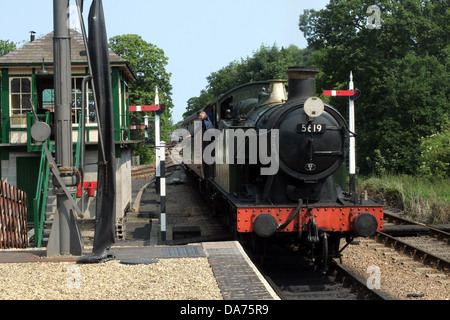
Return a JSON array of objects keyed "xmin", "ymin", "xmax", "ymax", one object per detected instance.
[{"xmin": 0, "ymin": 180, "xmax": 28, "ymax": 249}]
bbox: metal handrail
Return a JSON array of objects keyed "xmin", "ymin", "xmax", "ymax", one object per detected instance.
[
  {"xmin": 31, "ymin": 111, "xmax": 83, "ymax": 248},
  {"xmin": 31, "ymin": 112, "xmax": 51, "ymax": 248}
]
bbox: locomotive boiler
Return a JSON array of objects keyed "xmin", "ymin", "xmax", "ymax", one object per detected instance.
[{"xmin": 180, "ymin": 66, "xmax": 383, "ymax": 264}]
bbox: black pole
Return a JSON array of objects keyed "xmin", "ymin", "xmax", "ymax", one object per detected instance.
[{"xmin": 77, "ymin": 0, "xmax": 116, "ymax": 264}]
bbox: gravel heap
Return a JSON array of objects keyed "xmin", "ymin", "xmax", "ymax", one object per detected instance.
[
  {"xmin": 340, "ymin": 239, "xmax": 449, "ymax": 300},
  {"xmin": 0, "ymin": 257, "xmax": 222, "ymax": 300}
]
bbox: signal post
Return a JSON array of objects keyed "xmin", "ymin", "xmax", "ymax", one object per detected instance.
[
  {"xmin": 324, "ymin": 73, "xmax": 360, "ymax": 202},
  {"xmin": 129, "ymin": 87, "xmax": 166, "ymax": 242}
]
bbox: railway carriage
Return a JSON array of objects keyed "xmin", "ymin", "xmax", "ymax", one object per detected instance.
[{"xmin": 180, "ymin": 66, "xmax": 384, "ymax": 264}]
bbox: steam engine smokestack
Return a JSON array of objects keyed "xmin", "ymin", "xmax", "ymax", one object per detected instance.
[{"xmin": 286, "ymin": 66, "xmax": 319, "ymax": 101}]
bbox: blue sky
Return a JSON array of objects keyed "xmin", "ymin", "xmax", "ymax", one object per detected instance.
[{"xmin": 1, "ymin": 0, "xmax": 330, "ymax": 123}]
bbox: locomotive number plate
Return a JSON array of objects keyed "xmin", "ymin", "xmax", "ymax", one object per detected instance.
[{"xmin": 297, "ymin": 123, "xmax": 326, "ymax": 134}]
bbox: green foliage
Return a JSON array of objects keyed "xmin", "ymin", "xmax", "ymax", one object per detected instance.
[
  {"xmin": 358, "ymin": 174, "xmax": 450, "ymax": 224},
  {"xmin": 109, "ymin": 34, "xmax": 173, "ymax": 107},
  {"xmin": 109, "ymin": 34, "xmax": 174, "ymax": 164},
  {"xmin": 417, "ymin": 118, "xmax": 450, "ymax": 179},
  {"xmin": 374, "ymin": 52, "xmax": 450, "ymax": 173},
  {"xmin": 299, "ymin": 0, "xmax": 450, "ymax": 175},
  {"xmin": 0, "ymin": 39, "xmax": 16, "ymax": 57},
  {"xmin": 366, "ymin": 149, "xmax": 388, "ymax": 176},
  {"xmin": 183, "ymin": 44, "xmax": 311, "ymax": 119}
]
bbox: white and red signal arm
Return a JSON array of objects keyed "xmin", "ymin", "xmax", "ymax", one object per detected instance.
[
  {"xmin": 324, "ymin": 89, "xmax": 361, "ymax": 100},
  {"xmin": 129, "ymin": 105, "xmax": 160, "ymax": 112},
  {"xmin": 130, "ymin": 125, "xmax": 154, "ymax": 130},
  {"xmin": 324, "ymin": 90, "xmax": 354, "ymax": 96},
  {"xmin": 130, "ymin": 125, "xmax": 146, "ymax": 130}
]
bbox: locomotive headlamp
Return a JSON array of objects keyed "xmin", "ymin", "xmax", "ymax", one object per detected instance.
[{"xmin": 304, "ymin": 97, "xmax": 324, "ymax": 118}]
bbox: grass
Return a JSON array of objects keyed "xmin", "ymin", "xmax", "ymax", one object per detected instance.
[{"xmin": 357, "ymin": 175, "xmax": 450, "ymax": 224}]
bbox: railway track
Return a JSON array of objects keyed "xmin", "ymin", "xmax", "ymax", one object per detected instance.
[
  {"xmin": 374, "ymin": 211, "xmax": 450, "ymax": 273},
  {"xmin": 243, "ymin": 210, "xmax": 449, "ymax": 300},
  {"xmin": 131, "ymin": 165, "xmax": 156, "ymax": 179},
  {"xmin": 131, "ymin": 157, "xmax": 174, "ymax": 179},
  {"xmin": 383, "ymin": 211, "xmax": 450, "ymax": 238},
  {"xmin": 245, "ymin": 245, "xmax": 389, "ymax": 300}
]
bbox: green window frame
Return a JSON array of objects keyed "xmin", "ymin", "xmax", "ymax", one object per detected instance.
[{"xmin": 10, "ymin": 77, "xmax": 32, "ymax": 127}]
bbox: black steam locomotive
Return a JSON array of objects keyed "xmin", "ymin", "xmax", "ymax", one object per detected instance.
[{"xmin": 180, "ymin": 66, "xmax": 383, "ymax": 263}]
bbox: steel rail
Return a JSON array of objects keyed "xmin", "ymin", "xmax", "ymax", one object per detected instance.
[
  {"xmin": 245, "ymin": 244, "xmax": 390, "ymax": 300},
  {"xmin": 372, "ymin": 231, "xmax": 450, "ymax": 273},
  {"xmin": 384, "ymin": 211, "xmax": 450, "ymax": 242},
  {"xmin": 330, "ymin": 259, "xmax": 391, "ymax": 300}
]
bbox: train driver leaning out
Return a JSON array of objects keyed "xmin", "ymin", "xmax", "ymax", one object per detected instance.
[{"xmin": 197, "ymin": 110, "xmax": 215, "ymax": 131}]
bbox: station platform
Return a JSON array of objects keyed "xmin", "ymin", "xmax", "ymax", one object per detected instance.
[{"xmin": 0, "ymin": 241, "xmax": 279, "ymax": 300}]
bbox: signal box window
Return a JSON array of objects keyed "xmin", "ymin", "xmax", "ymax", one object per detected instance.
[
  {"xmin": 39, "ymin": 78, "xmax": 97, "ymax": 126},
  {"xmin": 72, "ymin": 77, "xmax": 97, "ymax": 125},
  {"xmin": 10, "ymin": 78, "xmax": 32, "ymax": 126}
]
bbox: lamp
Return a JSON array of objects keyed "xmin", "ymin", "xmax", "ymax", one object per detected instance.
[{"xmin": 38, "ymin": 58, "xmax": 49, "ymax": 75}]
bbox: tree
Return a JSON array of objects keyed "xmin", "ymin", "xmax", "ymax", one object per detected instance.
[
  {"xmin": 0, "ymin": 40, "xmax": 16, "ymax": 57},
  {"xmin": 375, "ymin": 52, "xmax": 449, "ymax": 173},
  {"xmin": 109, "ymin": 34, "xmax": 172, "ymax": 106},
  {"xmin": 299, "ymin": 0, "xmax": 450, "ymax": 174},
  {"xmin": 417, "ymin": 117, "xmax": 450, "ymax": 179},
  {"xmin": 109, "ymin": 34, "xmax": 174, "ymax": 164}
]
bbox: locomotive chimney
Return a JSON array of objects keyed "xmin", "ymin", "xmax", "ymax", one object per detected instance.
[{"xmin": 286, "ymin": 66, "xmax": 319, "ymax": 101}]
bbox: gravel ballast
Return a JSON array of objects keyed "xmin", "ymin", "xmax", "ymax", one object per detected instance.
[
  {"xmin": 0, "ymin": 256, "xmax": 222, "ymax": 300},
  {"xmin": 340, "ymin": 239, "xmax": 449, "ymax": 300}
]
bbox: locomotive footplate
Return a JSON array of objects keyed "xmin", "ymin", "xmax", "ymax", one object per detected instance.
[{"xmin": 236, "ymin": 204, "xmax": 384, "ymax": 238}]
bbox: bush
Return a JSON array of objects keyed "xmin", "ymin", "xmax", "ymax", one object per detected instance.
[
  {"xmin": 366, "ymin": 149, "xmax": 388, "ymax": 176},
  {"xmin": 417, "ymin": 125, "xmax": 450, "ymax": 179}
]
